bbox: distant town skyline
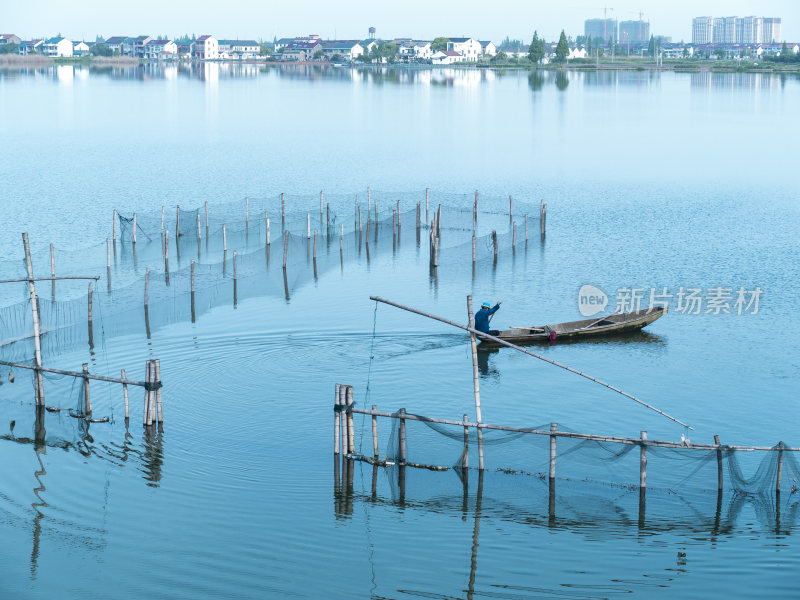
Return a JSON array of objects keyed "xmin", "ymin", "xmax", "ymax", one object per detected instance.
[{"xmin": 4, "ymin": 0, "xmax": 798, "ymax": 43}]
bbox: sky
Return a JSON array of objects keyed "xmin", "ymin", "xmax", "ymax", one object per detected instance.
[{"xmin": 4, "ymin": 0, "xmax": 799, "ymax": 43}]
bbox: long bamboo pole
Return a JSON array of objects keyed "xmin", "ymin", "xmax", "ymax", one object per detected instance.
[
  {"xmin": 0, "ymin": 360, "xmax": 154, "ymax": 387},
  {"xmin": 22, "ymin": 233, "xmax": 44, "ymax": 406},
  {"xmin": 467, "ymin": 296, "xmax": 484, "ymax": 470},
  {"xmin": 369, "ymin": 296, "xmax": 693, "ymax": 429}
]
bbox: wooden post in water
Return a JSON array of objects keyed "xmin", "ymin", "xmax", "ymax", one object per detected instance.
[
  {"xmin": 112, "ymin": 209, "xmax": 117, "ymax": 244},
  {"xmin": 205, "ymin": 201, "xmax": 209, "ymax": 235},
  {"xmin": 473, "ymin": 190, "xmax": 478, "ymax": 224},
  {"xmin": 776, "ymin": 442, "xmax": 784, "ymax": 493},
  {"xmin": 132, "ymin": 213, "xmax": 137, "ymax": 244},
  {"xmin": 639, "ymin": 431, "xmax": 648, "ymax": 489},
  {"xmin": 367, "ymin": 186, "xmax": 371, "ymax": 216},
  {"xmin": 50, "ymin": 243, "xmax": 56, "ymax": 300},
  {"xmin": 326, "ymin": 203, "xmax": 330, "ymax": 231},
  {"xmin": 175, "ymin": 205, "xmax": 180, "ymax": 240},
  {"xmin": 425, "ymin": 187, "xmax": 429, "ymax": 223},
  {"xmin": 397, "ymin": 199, "xmax": 401, "ymax": 227},
  {"xmin": 467, "ymin": 296, "xmax": 484, "ymax": 471},
  {"xmin": 82, "ymin": 363, "xmax": 91, "ymax": 415},
  {"xmin": 549, "ymin": 423, "xmax": 558, "ymax": 480},
  {"xmin": 106, "ymin": 238, "xmax": 111, "ymax": 288},
  {"xmin": 164, "ymin": 230, "xmax": 170, "ymax": 281},
  {"xmin": 492, "ymin": 230, "xmax": 498, "ymax": 264},
  {"xmin": 281, "ymin": 193, "xmax": 285, "ymax": 224},
  {"xmin": 319, "ymin": 191, "xmax": 323, "ymax": 221},
  {"xmin": 714, "ymin": 434, "xmax": 723, "ymax": 491},
  {"xmin": 196, "ymin": 212, "xmax": 202, "ymax": 241},
  {"xmin": 472, "ymin": 235, "xmax": 476, "ymax": 266},
  {"xmin": 525, "ymin": 214, "xmax": 528, "ymax": 244},
  {"xmin": 340, "ymin": 224, "xmax": 344, "ymax": 253},
  {"xmin": 437, "ymin": 204, "xmax": 442, "ymax": 238},
  {"xmin": 371, "ymin": 404, "xmax": 379, "ymax": 460},
  {"xmin": 233, "ymin": 250, "xmax": 237, "ymax": 280},
  {"xmin": 416, "ymin": 202, "xmax": 420, "ymax": 231},
  {"xmin": 245, "ymin": 197, "xmax": 249, "ymax": 228},
  {"xmin": 143, "ymin": 360, "xmax": 152, "ymax": 426},
  {"xmin": 222, "ymin": 224, "xmax": 227, "ymax": 252},
  {"xmin": 26, "ymin": 233, "xmax": 49, "ymax": 403},
  {"xmin": 462, "ymin": 414, "xmax": 469, "ymax": 470},
  {"xmin": 540, "ymin": 200, "xmax": 546, "ymax": 237},
  {"xmin": 144, "ymin": 268, "xmax": 150, "ymax": 307},
  {"xmin": 334, "ymin": 384, "xmax": 341, "ymax": 455},
  {"xmin": 266, "ymin": 215, "xmax": 271, "ymax": 246},
  {"xmin": 358, "ymin": 206, "xmax": 362, "ymax": 234},
  {"xmin": 282, "ymin": 230, "xmax": 289, "ymax": 270},
  {"xmin": 345, "ymin": 386, "xmax": 354, "ymax": 453},
  {"xmin": 121, "ymin": 368, "xmax": 129, "ymax": 422},
  {"xmin": 313, "ymin": 231, "xmax": 318, "ymax": 261},
  {"xmin": 190, "ymin": 259, "xmax": 196, "ymax": 323},
  {"xmin": 399, "ymin": 408, "xmax": 407, "ymax": 464},
  {"xmin": 87, "ymin": 281, "xmax": 94, "ymax": 348},
  {"xmin": 509, "ymin": 195, "xmax": 513, "ymax": 220},
  {"xmin": 307, "ymin": 213, "xmax": 310, "ymax": 239},
  {"xmin": 154, "ymin": 359, "xmax": 163, "ymax": 424},
  {"xmin": 512, "ymin": 222, "xmax": 516, "ymax": 249}
]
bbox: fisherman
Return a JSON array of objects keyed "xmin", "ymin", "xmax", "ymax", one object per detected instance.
[{"xmin": 474, "ymin": 301, "xmax": 501, "ymax": 336}]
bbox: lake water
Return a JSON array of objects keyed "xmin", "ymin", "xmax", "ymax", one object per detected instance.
[{"xmin": 0, "ymin": 63, "xmax": 799, "ymax": 599}]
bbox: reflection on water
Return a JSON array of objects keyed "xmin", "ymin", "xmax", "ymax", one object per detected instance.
[{"xmin": 2, "ymin": 63, "xmax": 798, "ymax": 92}]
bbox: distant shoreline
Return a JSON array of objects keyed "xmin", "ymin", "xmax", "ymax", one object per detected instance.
[{"xmin": 2, "ymin": 54, "xmax": 798, "ymax": 74}]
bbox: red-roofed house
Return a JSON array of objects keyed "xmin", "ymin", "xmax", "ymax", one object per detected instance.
[{"xmin": 431, "ymin": 50, "xmax": 465, "ymax": 65}]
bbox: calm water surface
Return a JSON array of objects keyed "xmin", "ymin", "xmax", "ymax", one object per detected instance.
[{"xmin": 0, "ymin": 64, "xmax": 799, "ymax": 599}]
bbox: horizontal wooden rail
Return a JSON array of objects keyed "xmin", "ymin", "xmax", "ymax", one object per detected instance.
[
  {"xmin": 348, "ymin": 407, "xmax": 798, "ymax": 453},
  {"xmin": 0, "ymin": 360, "xmax": 156, "ymax": 388}
]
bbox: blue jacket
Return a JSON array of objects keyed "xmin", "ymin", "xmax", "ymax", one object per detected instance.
[{"xmin": 474, "ymin": 304, "xmax": 500, "ymax": 333}]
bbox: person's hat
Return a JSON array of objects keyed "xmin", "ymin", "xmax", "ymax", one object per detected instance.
[{"xmin": 481, "ymin": 302, "xmax": 491, "ymax": 309}]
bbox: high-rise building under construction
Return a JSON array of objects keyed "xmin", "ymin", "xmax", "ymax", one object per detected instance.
[
  {"xmin": 619, "ymin": 20, "xmax": 650, "ymax": 44},
  {"xmin": 585, "ymin": 18, "xmax": 618, "ymax": 43}
]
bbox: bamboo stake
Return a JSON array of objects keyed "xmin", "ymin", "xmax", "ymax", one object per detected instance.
[
  {"xmin": 369, "ymin": 296, "xmax": 693, "ymax": 429},
  {"xmin": 358, "ymin": 206, "xmax": 362, "ymax": 233},
  {"xmin": 334, "ymin": 384, "xmax": 341, "ymax": 455},
  {"xmin": 326, "ymin": 203, "xmax": 330, "ymax": 231},
  {"xmin": 313, "ymin": 231, "xmax": 318, "ymax": 260},
  {"xmin": 340, "ymin": 224, "xmax": 344, "ymax": 252},
  {"xmin": 144, "ymin": 268, "xmax": 150, "ymax": 306},
  {"xmin": 512, "ymin": 222, "xmax": 516, "ymax": 248},
  {"xmin": 509, "ymin": 195, "xmax": 513, "ymax": 219},
  {"xmin": 197, "ymin": 212, "xmax": 202, "ymax": 241},
  {"xmin": 205, "ymin": 201, "xmax": 209, "ymax": 234},
  {"xmin": 154, "ymin": 359, "xmax": 163, "ymax": 424},
  {"xmin": 176, "ymin": 205, "xmax": 180, "ymax": 240},
  {"xmin": 473, "ymin": 190, "xmax": 477, "ymax": 223},
  {"xmin": 281, "ymin": 193, "xmax": 285, "ymax": 223},
  {"xmin": 283, "ymin": 230, "xmax": 289, "ymax": 269},
  {"xmin": 222, "ymin": 224, "xmax": 227, "ymax": 252},
  {"xmin": 425, "ymin": 187, "xmax": 429, "ymax": 223},
  {"xmin": 307, "ymin": 213, "xmax": 310, "ymax": 239},
  {"xmin": 399, "ymin": 408, "xmax": 407, "ymax": 463},
  {"xmin": 462, "ymin": 414, "xmax": 469, "ymax": 469},
  {"xmin": 320, "ymin": 191, "xmax": 323, "ymax": 219},
  {"xmin": 132, "ymin": 213, "xmax": 137, "ymax": 244},
  {"xmin": 467, "ymin": 296, "xmax": 484, "ymax": 471},
  {"xmin": 492, "ymin": 231, "xmax": 497, "ymax": 263},
  {"xmin": 346, "ymin": 386, "xmax": 355, "ymax": 454},
  {"xmin": 164, "ymin": 230, "xmax": 169, "ymax": 273},
  {"xmin": 372, "ymin": 404, "xmax": 379, "ymax": 459},
  {"xmin": 715, "ymin": 434, "xmax": 723, "ymax": 491},
  {"xmin": 640, "ymin": 431, "xmax": 648, "ymax": 488},
  {"xmin": 88, "ymin": 281, "xmax": 94, "ymax": 348},
  {"xmin": 266, "ymin": 215, "xmax": 271, "ymax": 246},
  {"xmin": 50, "ymin": 243, "xmax": 55, "ymax": 300},
  {"xmin": 777, "ymin": 443, "xmax": 784, "ymax": 493},
  {"xmin": 367, "ymin": 187, "xmax": 371, "ymax": 216},
  {"xmin": 416, "ymin": 202, "xmax": 420, "ymax": 231},
  {"xmin": 82, "ymin": 363, "xmax": 91, "ymax": 415},
  {"xmin": 245, "ymin": 197, "xmax": 249, "ymax": 227},
  {"xmin": 143, "ymin": 360, "xmax": 152, "ymax": 426},
  {"xmin": 106, "ymin": 238, "xmax": 111, "ymax": 268},
  {"xmin": 472, "ymin": 235, "xmax": 476, "ymax": 265},
  {"xmin": 190, "ymin": 259, "xmax": 196, "ymax": 323},
  {"xmin": 161, "ymin": 206, "xmax": 165, "ymax": 235},
  {"xmin": 397, "ymin": 199, "xmax": 401, "ymax": 227},
  {"xmin": 525, "ymin": 214, "xmax": 528, "ymax": 243},
  {"xmin": 233, "ymin": 250, "xmax": 237, "ymax": 280},
  {"xmin": 113, "ymin": 209, "xmax": 117, "ymax": 242},
  {"xmin": 122, "ymin": 368, "xmax": 129, "ymax": 421},
  {"xmin": 437, "ymin": 204, "xmax": 442, "ymax": 238},
  {"xmin": 549, "ymin": 423, "xmax": 557, "ymax": 479}
]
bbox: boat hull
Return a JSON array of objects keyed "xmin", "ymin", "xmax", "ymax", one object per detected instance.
[{"xmin": 479, "ymin": 307, "xmax": 666, "ymax": 346}]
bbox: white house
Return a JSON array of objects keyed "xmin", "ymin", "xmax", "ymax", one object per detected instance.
[
  {"xmin": 320, "ymin": 40, "xmax": 364, "ymax": 61},
  {"xmin": 431, "ymin": 50, "xmax": 465, "ymax": 65},
  {"xmin": 145, "ymin": 39, "xmax": 177, "ymax": 59},
  {"xmin": 41, "ymin": 37, "xmax": 73, "ymax": 57},
  {"xmin": 446, "ymin": 37, "xmax": 481, "ymax": 61},
  {"xmin": 756, "ymin": 43, "xmax": 799, "ymax": 57},
  {"xmin": 568, "ymin": 46, "xmax": 588, "ymax": 59},
  {"xmin": 661, "ymin": 46, "xmax": 693, "ymax": 59},
  {"xmin": 193, "ymin": 35, "xmax": 218, "ymax": 60},
  {"xmin": 479, "ymin": 41, "xmax": 497, "ymax": 56},
  {"xmin": 18, "ymin": 39, "xmax": 44, "ymax": 55},
  {"xmin": 398, "ymin": 40, "xmax": 432, "ymax": 61},
  {"xmin": 104, "ymin": 36, "xmax": 127, "ymax": 55},
  {"xmin": 227, "ymin": 40, "xmax": 260, "ymax": 60},
  {"xmin": 73, "ymin": 41, "xmax": 90, "ymax": 56},
  {"xmin": 362, "ymin": 39, "xmax": 380, "ymax": 54}
]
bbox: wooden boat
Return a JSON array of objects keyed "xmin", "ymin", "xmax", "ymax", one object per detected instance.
[{"xmin": 480, "ymin": 306, "xmax": 666, "ymax": 345}]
